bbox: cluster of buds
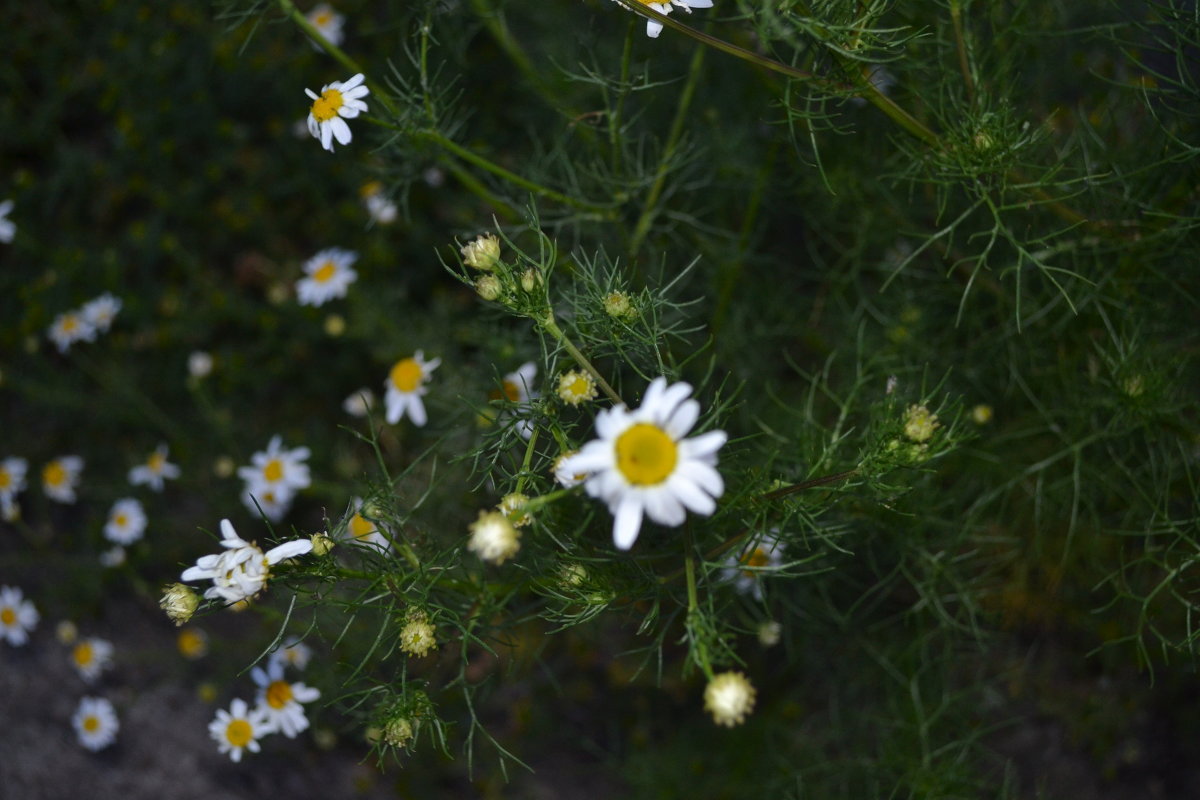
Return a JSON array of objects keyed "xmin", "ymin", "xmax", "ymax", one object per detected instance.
[{"xmin": 459, "ymin": 233, "xmax": 546, "ymax": 311}]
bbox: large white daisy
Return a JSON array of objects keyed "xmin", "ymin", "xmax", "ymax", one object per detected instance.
[
  {"xmin": 296, "ymin": 247, "xmax": 358, "ymax": 307},
  {"xmin": 562, "ymin": 377, "xmax": 726, "ymax": 550},
  {"xmin": 305, "ymin": 73, "xmax": 369, "ymax": 152},
  {"xmin": 384, "ymin": 351, "xmax": 440, "ymax": 427},
  {"xmin": 180, "ymin": 519, "xmax": 313, "ymax": 605}
]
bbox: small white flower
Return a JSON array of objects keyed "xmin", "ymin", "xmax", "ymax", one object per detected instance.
[
  {"xmin": 0, "ymin": 199, "xmax": 15, "ymax": 243},
  {"xmin": 498, "ymin": 492, "xmax": 532, "ymax": 527},
  {"xmin": 241, "ymin": 485, "xmax": 293, "ymax": 523},
  {"xmin": 721, "ymin": 532, "xmax": 785, "ymax": 601},
  {"xmin": 80, "ymin": 293, "xmax": 122, "ymax": 332},
  {"xmin": 296, "ymin": 247, "xmax": 358, "ymax": 307},
  {"xmin": 342, "ymin": 387, "xmax": 376, "ymax": 417},
  {"xmin": 0, "ymin": 585, "xmax": 38, "ymax": 646},
  {"xmin": 209, "ymin": 698, "xmax": 273, "ymax": 762},
  {"xmin": 180, "ymin": 519, "xmax": 314, "ymax": 605},
  {"xmin": 704, "ymin": 671, "xmax": 756, "ymax": 727},
  {"xmin": 344, "ymin": 497, "xmax": 388, "ymax": 549},
  {"xmin": 104, "ymin": 498, "xmax": 147, "ymax": 546},
  {"xmin": 498, "ymin": 362, "xmax": 538, "ymax": 439},
  {"xmin": 238, "ymin": 436, "xmax": 311, "ymax": 500},
  {"xmin": 99, "ymin": 545, "xmax": 126, "ymax": 568},
  {"xmin": 384, "ymin": 351, "xmax": 441, "ymax": 427},
  {"xmin": 71, "ymin": 636, "xmax": 115, "ymax": 682},
  {"xmin": 73, "ymin": 697, "xmax": 119, "ymax": 751},
  {"xmin": 128, "ymin": 443, "xmax": 181, "ymax": 491},
  {"xmin": 467, "ymin": 510, "xmax": 521, "ymax": 565},
  {"xmin": 42, "ymin": 455, "xmax": 84, "ymax": 504},
  {"xmin": 188, "ymin": 350, "xmax": 214, "ymax": 378},
  {"xmin": 305, "ymin": 73, "xmax": 370, "ymax": 152},
  {"xmin": 0, "ymin": 457, "xmax": 28, "ymax": 520},
  {"xmin": 361, "ymin": 182, "xmax": 397, "ymax": 225},
  {"xmin": 560, "ymin": 377, "xmax": 726, "ymax": 550},
  {"xmin": 617, "ymin": 0, "xmax": 714, "ymax": 38},
  {"xmin": 251, "ymin": 660, "xmax": 321, "ymax": 738},
  {"xmin": 553, "ymin": 451, "xmax": 586, "ymax": 489},
  {"xmin": 47, "ymin": 310, "xmax": 97, "ymax": 354},
  {"xmin": 398, "ymin": 610, "xmax": 437, "ymax": 657},
  {"xmin": 306, "ymin": 3, "xmax": 345, "ymax": 47},
  {"xmin": 757, "ymin": 619, "xmax": 782, "ymax": 647},
  {"xmin": 269, "ymin": 637, "xmax": 314, "ymax": 672}
]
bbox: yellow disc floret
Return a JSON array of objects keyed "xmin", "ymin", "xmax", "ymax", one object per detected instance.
[
  {"xmin": 615, "ymin": 423, "xmax": 678, "ymax": 486},
  {"xmin": 225, "ymin": 719, "xmax": 253, "ymax": 747},
  {"xmin": 310, "ymin": 88, "xmax": 344, "ymax": 122},
  {"xmin": 266, "ymin": 680, "xmax": 294, "ymax": 709},
  {"xmin": 390, "ymin": 358, "xmax": 423, "ymax": 392},
  {"xmin": 313, "ymin": 261, "xmax": 337, "ymax": 283},
  {"xmin": 43, "ymin": 462, "xmax": 66, "ymax": 487},
  {"xmin": 262, "ymin": 459, "xmax": 284, "ymax": 482}
]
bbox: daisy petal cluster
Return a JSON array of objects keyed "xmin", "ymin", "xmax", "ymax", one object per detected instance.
[
  {"xmin": 0, "ymin": 585, "xmax": 38, "ymax": 646},
  {"xmin": 385, "ymin": 351, "xmax": 440, "ymax": 427},
  {"xmin": 0, "ymin": 199, "xmax": 14, "ymax": 243},
  {"xmin": 104, "ymin": 498, "xmax": 148, "ymax": 546},
  {"xmin": 180, "ymin": 519, "xmax": 313, "ymax": 605},
  {"xmin": 345, "ymin": 498, "xmax": 389, "ymax": 549},
  {"xmin": 210, "ymin": 698, "xmax": 273, "ymax": 762},
  {"xmin": 81, "ymin": 293, "xmax": 122, "ymax": 332},
  {"xmin": 305, "ymin": 73, "xmax": 369, "ymax": 152},
  {"xmin": 42, "ymin": 455, "xmax": 84, "ymax": 504},
  {"xmin": 47, "ymin": 293, "xmax": 122, "ymax": 353},
  {"xmin": 296, "ymin": 247, "xmax": 358, "ymax": 306},
  {"xmin": 561, "ymin": 377, "xmax": 727, "ymax": 550},
  {"xmin": 617, "ymin": 0, "xmax": 714, "ymax": 38},
  {"xmin": 721, "ymin": 531, "xmax": 785, "ymax": 601},
  {"xmin": 251, "ymin": 661, "xmax": 321, "ymax": 738},
  {"xmin": 73, "ymin": 697, "xmax": 119, "ymax": 751},
  {"xmin": 237, "ymin": 436, "xmax": 311, "ymax": 521},
  {"xmin": 0, "ymin": 457, "xmax": 28, "ymax": 520},
  {"xmin": 71, "ymin": 636, "xmax": 115, "ymax": 682},
  {"xmin": 128, "ymin": 443, "xmax": 181, "ymax": 491}
]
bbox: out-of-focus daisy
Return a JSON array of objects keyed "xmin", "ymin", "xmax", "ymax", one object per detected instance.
[
  {"xmin": 0, "ymin": 457, "xmax": 27, "ymax": 520},
  {"xmin": 241, "ymin": 485, "xmax": 293, "ymax": 523},
  {"xmin": 553, "ymin": 451, "xmax": 585, "ymax": 489},
  {"xmin": 210, "ymin": 698, "xmax": 273, "ymax": 763},
  {"xmin": 103, "ymin": 498, "xmax": 147, "ymax": 546},
  {"xmin": 177, "ymin": 627, "xmax": 209, "ymax": 660},
  {"xmin": 42, "ymin": 456, "xmax": 84, "ymax": 504},
  {"xmin": 0, "ymin": 585, "xmax": 38, "ymax": 646},
  {"xmin": 188, "ymin": 351, "xmax": 214, "ymax": 378},
  {"xmin": 71, "ymin": 636, "xmax": 115, "ymax": 682},
  {"xmin": 128, "ymin": 443, "xmax": 181, "ymax": 491},
  {"xmin": 99, "ymin": 546, "xmax": 126, "ymax": 568},
  {"xmin": 47, "ymin": 310, "xmax": 97, "ymax": 354},
  {"xmin": 305, "ymin": 73, "xmax": 369, "ymax": 152},
  {"xmin": 251, "ymin": 660, "xmax": 321, "ymax": 738},
  {"xmin": 496, "ymin": 362, "xmax": 538, "ymax": 439},
  {"xmin": 181, "ymin": 519, "xmax": 313, "ymax": 605},
  {"xmin": 80, "ymin": 293, "xmax": 122, "ymax": 332},
  {"xmin": 0, "ymin": 199, "xmax": 14, "ymax": 243},
  {"xmin": 238, "ymin": 436, "xmax": 311, "ymax": 501},
  {"xmin": 296, "ymin": 247, "xmax": 358, "ymax": 307},
  {"xmin": 721, "ymin": 532, "xmax": 785, "ymax": 601},
  {"xmin": 616, "ymin": 0, "xmax": 714, "ymax": 39},
  {"xmin": 467, "ymin": 510, "xmax": 521, "ymax": 565},
  {"xmin": 56, "ymin": 620, "xmax": 78, "ymax": 645},
  {"xmin": 384, "ymin": 351, "xmax": 440, "ymax": 427},
  {"xmin": 361, "ymin": 181, "xmax": 397, "ymax": 225},
  {"xmin": 72, "ymin": 697, "xmax": 119, "ymax": 751},
  {"xmin": 344, "ymin": 498, "xmax": 388, "ymax": 549},
  {"xmin": 342, "ymin": 387, "xmax": 375, "ymax": 417},
  {"xmin": 560, "ymin": 377, "xmax": 726, "ymax": 550},
  {"xmin": 703, "ymin": 671, "xmax": 756, "ymax": 727},
  {"xmin": 306, "ymin": 3, "xmax": 345, "ymax": 47},
  {"xmin": 269, "ymin": 637, "xmax": 314, "ymax": 672}
]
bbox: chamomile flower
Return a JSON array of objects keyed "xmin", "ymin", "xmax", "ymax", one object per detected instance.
[
  {"xmin": 305, "ymin": 73, "xmax": 369, "ymax": 152},
  {"xmin": 238, "ymin": 436, "xmax": 311, "ymax": 501},
  {"xmin": 269, "ymin": 637, "xmax": 314, "ymax": 672},
  {"xmin": 703, "ymin": 671, "xmax": 756, "ymax": 727},
  {"xmin": 560, "ymin": 377, "xmax": 727, "ymax": 550},
  {"xmin": 42, "ymin": 456, "xmax": 84, "ymax": 504},
  {"xmin": 467, "ymin": 510, "xmax": 521, "ymax": 565},
  {"xmin": 498, "ymin": 493, "xmax": 532, "ymax": 527},
  {"xmin": 460, "ymin": 233, "xmax": 501, "ymax": 270},
  {"xmin": 251, "ymin": 661, "xmax": 321, "ymax": 738},
  {"xmin": 177, "ymin": 627, "xmax": 209, "ymax": 660},
  {"xmin": 398, "ymin": 610, "xmax": 437, "ymax": 658},
  {"xmin": 557, "ymin": 369, "xmax": 598, "ymax": 406},
  {"xmin": 384, "ymin": 351, "xmax": 440, "ymax": 427},
  {"xmin": 0, "ymin": 457, "xmax": 27, "ymax": 520},
  {"xmin": 0, "ymin": 199, "xmax": 14, "ymax": 243},
  {"xmin": 361, "ymin": 181, "xmax": 397, "ymax": 224},
  {"xmin": 616, "ymin": 0, "xmax": 714, "ymax": 39},
  {"xmin": 103, "ymin": 498, "xmax": 147, "ymax": 546},
  {"xmin": 296, "ymin": 247, "xmax": 358, "ymax": 307},
  {"xmin": 80, "ymin": 293, "xmax": 122, "ymax": 332},
  {"xmin": 210, "ymin": 698, "xmax": 273, "ymax": 762},
  {"xmin": 342, "ymin": 387, "xmax": 375, "ymax": 417},
  {"xmin": 188, "ymin": 350, "xmax": 214, "ymax": 378},
  {"xmin": 498, "ymin": 362, "xmax": 538, "ymax": 439},
  {"xmin": 71, "ymin": 637, "xmax": 115, "ymax": 682},
  {"xmin": 128, "ymin": 443, "xmax": 181, "ymax": 491},
  {"xmin": 0, "ymin": 585, "xmax": 38, "ymax": 646},
  {"xmin": 72, "ymin": 697, "xmax": 119, "ymax": 751},
  {"xmin": 553, "ymin": 450, "xmax": 586, "ymax": 489},
  {"xmin": 180, "ymin": 519, "xmax": 314, "ymax": 605},
  {"xmin": 306, "ymin": 3, "xmax": 345, "ymax": 47},
  {"xmin": 903, "ymin": 404, "xmax": 939, "ymax": 443},
  {"xmin": 47, "ymin": 310, "xmax": 97, "ymax": 353},
  {"xmin": 345, "ymin": 498, "xmax": 388, "ymax": 549},
  {"xmin": 241, "ymin": 485, "xmax": 293, "ymax": 523},
  {"xmin": 721, "ymin": 532, "xmax": 785, "ymax": 601}
]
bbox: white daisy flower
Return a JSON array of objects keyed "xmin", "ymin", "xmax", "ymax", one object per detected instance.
[
  {"xmin": 342, "ymin": 387, "xmax": 375, "ymax": 417},
  {"xmin": 560, "ymin": 377, "xmax": 727, "ymax": 550},
  {"xmin": 103, "ymin": 498, "xmax": 147, "ymax": 546},
  {"xmin": 617, "ymin": 0, "xmax": 714, "ymax": 38},
  {"xmin": 209, "ymin": 698, "xmax": 273, "ymax": 763},
  {"xmin": 552, "ymin": 450, "xmax": 585, "ymax": 489},
  {"xmin": 305, "ymin": 72, "xmax": 369, "ymax": 152},
  {"xmin": 344, "ymin": 497, "xmax": 389, "ymax": 549},
  {"xmin": 241, "ymin": 485, "xmax": 293, "ymax": 523},
  {"xmin": 0, "ymin": 457, "xmax": 28, "ymax": 520},
  {"xmin": 721, "ymin": 532, "xmax": 785, "ymax": 601},
  {"xmin": 0, "ymin": 199, "xmax": 15, "ymax": 243},
  {"xmin": 296, "ymin": 247, "xmax": 358, "ymax": 307},
  {"xmin": 181, "ymin": 519, "xmax": 313, "ymax": 605},
  {"xmin": 306, "ymin": 3, "xmax": 345, "ymax": 47},
  {"xmin": 361, "ymin": 181, "xmax": 397, "ymax": 224},
  {"xmin": 238, "ymin": 436, "xmax": 311, "ymax": 500},
  {"xmin": 251, "ymin": 660, "xmax": 321, "ymax": 738},
  {"xmin": 384, "ymin": 351, "xmax": 440, "ymax": 427},
  {"xmin": 188, "ymin": 350, "xmax": 214, "ymax": 378},
  {"xmin": 498, "ymin": 361, "xmax": 538, "ymax": 439},
  {"xmin": 128, "ymin": 443, "xmax": 181, "ymax": 491},
  {"xmin": 47, "ymin": 310, "xmax": 97, "ymax": 354},
  {"xmin": 703, "ymin": 671, "xmax": 756, "ymax": 727},
  {"xmin": 80, "ymin": 293, "xmax": 122, "ymax": 332},
  {"xmin": 0, "ymin": 585, "xmax": 38, "ymax": 646},
  {"xmin": 71, "ymin": 636, "xmax": 115, "ymax": 682},
  {"xmin": 99, "ymin": 545, "xmax": 126, "ymax": 568},
  {"xmin": 269, "ymin": 637, "xmax": 314, "ymax": 672},
  {"xmin": 42, "ymin": 455, "xmax": 84, "ymax": 504},
  {"xmin": 72, "ymin": 696, "xmax": 119, "ymax": 751}
]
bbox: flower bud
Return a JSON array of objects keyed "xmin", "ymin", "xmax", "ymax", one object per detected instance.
[
  {"xmin": 475, "ymin": 275, "xmax": 503, "ymax": 302},
  {"xmin": 160, "ymin": 582, "xmax": 200, "ymax": 626},
  {"xmin": 461, "ymin": 233, "xmax": 501, "ymax": 271}
]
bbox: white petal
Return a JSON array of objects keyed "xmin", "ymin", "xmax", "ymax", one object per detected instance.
[
  {"xmin": 320, "ymin": 121, "xmax": 334, "ymax": 151},
  {"xmin": 330, "ymin": 117, "xmax": 352, "ymax": 145},
  {"xmin": 644, "ymin": 487, "xmax": 687, "ymax": 526},
  {"xmin": 666, "ymin": 474, "xmax": 717, "ymax": 515},
  {"xmin": 408, "ymin": 395, "xmax": 428, "ymax": 427},
  {"xmin": 665, "ymin": 398, "xmax": 700, "ymax": 439},
  {"xmin": 612, "ymin": 496, "xmax": 645, "ymax": 550},
  {"xmin": 680, "ymin": 429, "xmax": 727, "ymax": 461},
  {"xmin": 265, "ymin": 539, "xmax": 314, "ymax": 564},
  {"xmin": 676, "ymin": 459, "xmax": 725, "ymax": 498},
  {"xmin": 650, "ymin": 381, "xmax": 693, "ymax": 425},
  {"xmin": 594, "ymin": 405, "xmax": 630, "ymax": 440}
]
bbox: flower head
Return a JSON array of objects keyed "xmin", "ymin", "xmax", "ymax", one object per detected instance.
[
  {"xmin": 47, "ymin": 310, "xmax": 97, "ymax": 354},
  {"xmin": 560, "ymin": 377, "xmax": 726, "ymax": 550},
  {"xmin": 703, "ymin": 671, "xmax": 756, "ymax": 727},
  {"xmin": 498, "ymin": 493, "xmax": 532, "ymax": 527},
  {"xmin": 128, "ymin": 443, "xmax": 181, "ymax": 491},
  {"xmin": 721, "ymin": 532, "xmax": 785, "ymax": 601},
  {"xmin": 180, "ymin": 519, "xmax": 314, "ymax": 605},
  {"xmin": 238, "ymin": 436, "xmax": 311, "ymax": 502},
  {"xmin": 80, "ymin": 293, "xmax": 122, "ymax": 332},
  {"xmin": 71, "ymin": 636, "xmax": 115, "ymax": 682},
  {"xmin": 384, "ymin": 351, "xmax": 440, "ymax": 427},
  {"xmin": 0, "ymin": 199, "xmax": 15, "ymax": 243},
  {"xmin": 269, "ymin": 637, "xmax": 314, "ymax": 672},
  {"xmin": 0, "ymin": 457, "xmax": 28, "ymax": 520},
  {"xmin": 104, "ymin": 498, "xmax": 147, "ymax": 546},
  {"xmin": 73, "ymin": 697, "xmax": 119, "ymax": 751},
  {"xmin": 361, "ymin": 181, "xmax": 397, "ymax": 224},
  {"xmin": 305, "ymin": 73, "xmax": 369, "ymax": 152},
  {"xmin": 188, "ymin": 351, "xmax": 214, "ymax": 378},
  {"xmin": 343, "ymin": 387, "xmax": 376, "ymax": 417},
  {"xmin": 903, "ymin": 404, "xmax": 939, "ymax": 443},
  {"xmin": 467, "ymin": 510, "xmax": 521, "ymax": 565},
  {"xmin": 553, "ymin": 450, "xmax": 586, "ymax": 488},
  {"xmin": 306, "ymin": 3, "xmax": 345, "ymax": 47},
  {"xmin": 557, "ymin": 370, "xmax": 598, "ymax": 406},
  {"xmin": 177, "ymin": 627, "xmax": 209, "ymax": 660},
  {"xmin": 251, "ymin": 660, "xmax": 321, "ymax": 738},
  {"xmin": 160, "ymin": 583, "xmax": 200, "ymax": 626},
  {"xmin": 0, "ymin": 585, "xmax": 38, "ymax": 646},
  {"xmin": 757, "ymin": 619, "xmax": 782, "ymax": 647},
  {"xmin": 210, "ymin": 698, "xmax": 273, "ymax": 762},
  {"xmin": 399, "ymin": 609, "xmax": 437, "ymax": 658},
  {"xmin": 345, "ymin": 498, "xmax": 389, "ymax": 549},
  {"xmin": 42, "ymin": 456, "xmax": 84, "ymax": 504},
  {"xmin": 618, "ymin": 0, "xmax": 715, "ymax": 38},
  {"xmin": 971, "ymin": 403, "xmax": 994, "ymax": 425},
  {"xmin": 296, "ymin": 247, "xmax": 358, "ymax": 307},
  {"xmin": 241, "ymin": 485, "xmax": 292, "ymax": 523},
  {"xmin": 99, "ymin": 546, "xmax": 126, "ymax": 568},
  {"xmin": 461, "ymin": 233, "xmax": 501, "ymax": 270}
]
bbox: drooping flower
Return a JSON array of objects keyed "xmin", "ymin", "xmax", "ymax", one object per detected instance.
[
  {"xmin": 305, "ymin": 73, "xmax": 370, "ymax": 152},
  {"xmin": 384, "ymin": 351, "xmax": 440, "ymax": 427},
  {"xmin": 71, "ymin": 637, "xmax": 115, "ymax": 682},
  {"xmin": 47, "ymin": 310, "xmax": 97, "ymax": 354},
  {"xmin": 0, "ymin": 585, "xmax": 38, "ymax": 646},
  {"xmin": 251, "ymin": 660, "xmax": 321, "ymax": 738},
  {"xmin": 103, "ymin": 498, "xmax": 148, "ymax": 546},
  {"xmin": 0, "ymin": 199, "xmax": 15, "ymax": 243},
  {"xmin": 467, "ymin": 510, "xmax": 521, "ymax": 565},
  {"xmin": 616, "ymin": 0, "xmax": 715, "ymax": 38},
  {"xmin": 180, "ymin": 519, "xmax": 313, "ymax": 605},
  {"xmin": 72, "ymin": 697, "xmax": 119, "ymax": 751},
  {"xmin": 42, "ymin": 456, "xmax": 84, "ymax": 504},
  {"xmin": 306, "ymin": 3, "xmax": 345, "ymax": 47},
  {"xmin": 703, "ymin": 671, "xmax": 757, "ymax": 727},
  {"xmin": 296, "ymin": 247, "xmax": 358, "ymax": 307},
  {"xmin": 210, "ymin": 698, "xmax": 273, "ymax": 762},
  {"xmin": 128, "ymin": 443, "xmax": 181, "ymax": 491},
  {"xmin": 80, "ymin": 293, "xmax": 122, "ymax": 332},
  {"xmin": 560, "ymin": 377, "xmax": 726, "ymax": 550},
  {"xmin": 721, "ymin": 532, "xmax": 785, "ymax": 601},
  {"xmin": 237, "ymin": 436, "xmax": 311, "ymax": 502},
  {"xmin": 0, "ymin": 457, "xmax": 28, "ymax": 520}
]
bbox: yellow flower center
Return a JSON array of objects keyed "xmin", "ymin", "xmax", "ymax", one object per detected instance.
[
  {"xmin": 502, "ymin": 380, "xmax": 521, "ymax": 403},
  {"xmin": 349, "ymin": 513, "xmax": 376, "ymax": 540},
  {"xmin": 62, "ymin": 315, "xmax": 78, "ymax": 333},
  {"xmin": 566, "ymin": 376, "xmax": 590, "ymax": 398},
  {"xmin": 178, "ymin": 629, "xmax": 206, "ymax": 658},
  {"xmin": 225, "ymin": 719, "xmax": 253, "ymax": 748},
  {"xmin": 82, "ymin": 715, "xmax": 100, "ymax": 733},
  {"xmin": 266, "ymin": 680, "xmax": 294, "ymax": 709},
  {"xmin": 147, "ymin": 451, "xmax": 165, "ymax": 471},
  {"xmin": 0, "ymin": 470, "xmax": 10, "ymax": 489},
  {"xmin": 0, "ymin": 607, "xmax": 15, "ymax": 626},
  {"xmin": 310, "ymin": 87, "xmax": 344, "ymax": 122},
  {"xmin": 614, "ymin": 423, "xmax": 678, "ymax": 486},
  {"xmin": 263, "ymin": 459, "xmax": 284, "ymax": 482},
  {"xmin": 73, "ymin": 641, "xmax": 94, "ymax": 666},
  {"xmin": 314, "ymin": 10, "xmax": 332, "ymax": 25},
  {"xmin": 313, "ymin": 261, "xmax": 337, "ymax": 283},
  {"xmin": 390, "ymin": 358, "xmax": 423, "ymax": 392},
  {"xmin": 740, "ymin": 547, "xmax": 770, "ymax": 577},
  {"xmin": 114, "ymin": 513, "xmax": 128, "ymax": 528},
  {"xmin": 43, "ymin": 462, "xmax": 67, "ymax": 487}
]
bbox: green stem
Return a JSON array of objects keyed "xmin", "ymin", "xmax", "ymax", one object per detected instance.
[
  {"xmin": 539, "ymin": 314, "xmax": 623, "ymax": 406},
  {"xmin": 949, "ymin": 0, "xmax": 977, "ymax": 104},
  {"xmin": 513, "ymin": 427, "xmax": 539, "ymax": 495}
]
